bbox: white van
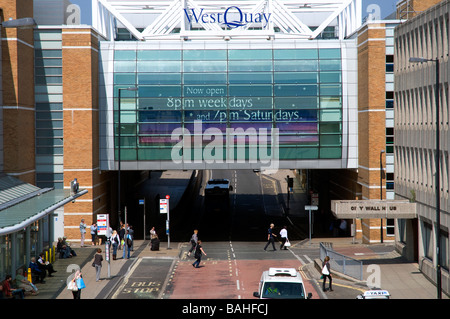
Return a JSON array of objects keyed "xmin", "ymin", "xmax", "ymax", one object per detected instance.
[{"xmin": 253, "ymin": 268, "xmax": 312, "ymax": 299}]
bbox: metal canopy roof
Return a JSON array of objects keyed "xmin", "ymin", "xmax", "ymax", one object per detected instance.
[
  {"xmin": 0, "ymin": 174, "xmax": 41, "ymax": 206},
  {"xmin": 93, "ymin": 0, "xmax": 362, "ymax": 41},
  {"xmin": 0, "ymin": 175, "xmax": 88, "ymax": 235}
]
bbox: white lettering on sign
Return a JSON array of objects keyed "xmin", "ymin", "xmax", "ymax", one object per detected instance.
[{"xmin": 184, "ymin": 6, "xmax": 272, "ymax": 29}]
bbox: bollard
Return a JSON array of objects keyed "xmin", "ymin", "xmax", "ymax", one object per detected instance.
[
  {"xmin": 27, "ymin": 268, "xmax": 32, "ymax": 282},
  {"xmin": 49, "ymin": 248, "xmax": 52, "ymax": 263},
  {"xmin": 45, "ymin": 250, "xmax": 48, "ymax": 262}
]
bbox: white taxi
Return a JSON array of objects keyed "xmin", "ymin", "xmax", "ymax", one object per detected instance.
[{"xmin": 253, "ymin": 268, "xmax": 312, "ymax": 299}]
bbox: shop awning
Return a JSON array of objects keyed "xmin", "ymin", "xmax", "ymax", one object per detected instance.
[
  {"xmin": 0, "ymin": 175, "xmax": 88, "ymax": 235},
  {"xmin": 331, "ymin": 200, "xmax": 417, "ymax": 219}
]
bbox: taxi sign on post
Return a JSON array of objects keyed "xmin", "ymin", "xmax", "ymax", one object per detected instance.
[
  {"xmin": 160, "ymin": 199, "xmax": 169, "ymax": 214},
  {"xmin": 97, "ymin": 214, "xmax": 109, "ymax": 236}
]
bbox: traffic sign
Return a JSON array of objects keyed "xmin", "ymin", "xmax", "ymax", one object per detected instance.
[
  {"xmin": 305, "ymin": 205, "xmax": 318, "ymax": 210},
  {"xmin": 160, "ymin": 199, "xmax": 169, "ymax": 214},
  {"xmin": 97, "ymin": 214, "xmax": 109, "ymax": 236}
]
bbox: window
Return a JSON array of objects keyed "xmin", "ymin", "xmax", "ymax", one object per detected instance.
[
  {"xmin": 386, "ymin": 219, "xmax": 395, "ymax": 236},
  {"xmin": 113, "ymin": 47, "xmax": 344, "ymax": 161},
  {"xmin": 440, "ymin": 230, "xmax": 449, "ymax": 270},
  {"xmin": 423, "ymin": 222, "xmax": 433, "ymax": 260}
]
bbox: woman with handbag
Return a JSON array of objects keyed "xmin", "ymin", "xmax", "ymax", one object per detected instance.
[
  {"xmin": 93, "ymin": 248, "xmax": 103, "ymax": 282},
  {"xmin": 322, "ymin": 256, "xmax": 333, "ymax": 292},
  {"xmin": 68, "ymin": 270, "xmax": 83, "ymax": 299}
]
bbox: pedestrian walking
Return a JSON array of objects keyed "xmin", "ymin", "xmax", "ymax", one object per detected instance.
[
  {"xmin": 187, "ymin": 229, "xmax": 198, "ymax": 257},
  {"xmin": 93, "ymin": 248, "xmax": 103, "ymax": 282},
  {"xmin": 69, "ymin": 270, "xmax": 83, "ymax": 299},
  {"xmin": 118, "ymin": 223, "xmax": 125, "ymax": 250},
  {"xmin": 150, "ymin": 227, "xmax": 160, "ymax": 251},
  {"xmin": 79, "ymin": 219, "xmax": 87, "ymax": 247},
  {"xmin": 192, "ymin": 240, "xmax": 206, "ymax": 268},
  {"xmin": 322, "ymin": 256, "xmax": 333, "ymax": 292},
  {"xmin": 123, "ymin": 231, "xmax": 133, "ymax": 259},
  {"xmin": 111, "ymin": 230, "xmax": 120, "ymax": 260},
  {"xmin": 279, "ymin": 226, "xmax": 289, "ymax": 250},
  {"xmin": 90, "ymin": 223, "xmax": 97, "ymax": 245},
  {"xmin": 128, "ymin": 224, "xmax": 135, "ymax": 251},
  {"xmin": 263, "ymin": 223, "xmax": 277, "ymax": 251}
]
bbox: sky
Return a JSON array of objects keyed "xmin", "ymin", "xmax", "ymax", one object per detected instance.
[{"xmin": 70, "ymin": 0, "xmax": 400, "ymax": 26}]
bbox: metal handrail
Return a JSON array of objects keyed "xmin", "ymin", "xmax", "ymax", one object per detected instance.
[{"xmin": 320, "ymin": 242, "xmax": 363, "ymax": 281}]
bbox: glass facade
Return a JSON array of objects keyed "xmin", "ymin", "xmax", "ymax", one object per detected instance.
[
  {"xmin": 112, "ymin": 47, "xmax": 343, "ymax": 162},
  {"xmin": 34, "ymin": 29, "xmax": 64, "ymax": 189}
]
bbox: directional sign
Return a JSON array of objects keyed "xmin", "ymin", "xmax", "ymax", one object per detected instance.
[
  {"xmin": 160, "ymin": 199, "xmax": 169, "ymax": 214},
  {"xmin": 97, "ymin": 214, "xmax": 109, "ymax": 236},
  {"xmin": 305, "ymin": 205, "xmax": 318, "ymax": 211}
]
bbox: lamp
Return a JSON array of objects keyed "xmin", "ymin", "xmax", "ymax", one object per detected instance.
[{"xmin": 380, "ymin": 150, "xmax": 385, "ymax": 243}]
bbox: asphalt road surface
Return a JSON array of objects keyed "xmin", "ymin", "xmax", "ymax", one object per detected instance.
[{"xmin": 112, "ymin": 170, "xmax": 367, "ymax": 300}]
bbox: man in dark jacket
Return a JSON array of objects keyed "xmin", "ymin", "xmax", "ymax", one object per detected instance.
[{"xmin": 29, "ymin": 257, "xmax": 46, "ymax": 283}]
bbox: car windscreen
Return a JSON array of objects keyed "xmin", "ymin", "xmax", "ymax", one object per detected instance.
[
  {"xmin": 262, "ymin": 282, "xmax": 305, "ymax": 299},
  {"xmin": 207, "ymin": 181, "xmax": 228, "ymax": 185}
]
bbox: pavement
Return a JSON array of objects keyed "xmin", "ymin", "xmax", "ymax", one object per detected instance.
[
  {"xmin": 28, "ymin": 239, "xmax": 181, "ymax": 300},
  {"xmin": 25, "ymin": 169, "xmax": 449, "ymax": 299},
  {"xmin": 26, "ymin": 237, "xmax": 448, "ymax": 300}
]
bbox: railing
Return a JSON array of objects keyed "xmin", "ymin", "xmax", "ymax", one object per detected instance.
[{"xmin": 319, "ymin": 242, "xmax": 363, "ymax": 281}]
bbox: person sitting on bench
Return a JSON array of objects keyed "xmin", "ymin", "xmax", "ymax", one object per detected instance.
[{"xmin": 29, "ymin": 257, "xmax": 46, "ymax": 283}]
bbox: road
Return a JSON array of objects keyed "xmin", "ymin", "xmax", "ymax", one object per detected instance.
[{"xmin": 113, "ymin": 170, "xmax": 368, "ymax": 300}]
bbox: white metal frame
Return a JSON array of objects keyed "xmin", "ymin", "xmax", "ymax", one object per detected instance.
[{"xmin": 92, "ymin": 0, "xmax": 361, "ymax": 41}]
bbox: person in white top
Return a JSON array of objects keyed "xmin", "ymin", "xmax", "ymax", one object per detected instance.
[
  {"xmin": 79, "ymin": 219, "xmax": 87, "ymax": 247},
  {"xmin": 279, "ymin": 226, "xmax": 289, "ymax": 250}
]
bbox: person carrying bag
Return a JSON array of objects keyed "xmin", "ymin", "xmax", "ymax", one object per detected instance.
[
  {"xmin": 321, "ymin": 256, "xmax": 333, "ymax": 292},
  {"xmin": 68, "ymin": 270, "xmax": 83, "ymax": 299}
]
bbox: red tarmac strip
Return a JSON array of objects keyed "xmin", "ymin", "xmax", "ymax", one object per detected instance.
[{"xmin": 169, "ymin": 258, "xmax": 319, "ymax": 299}]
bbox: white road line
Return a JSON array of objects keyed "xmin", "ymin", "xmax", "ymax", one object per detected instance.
[
  {"xmin": 303, "ymin": 255, "xmax": 313, "ymax": 263},
  {"xmin": 288, "ymin": 249, "xmax": 306, "ymax": 265}
]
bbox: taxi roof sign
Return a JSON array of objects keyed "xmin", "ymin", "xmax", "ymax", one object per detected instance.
[{"xmin": 363, "ymin": 290, "xmax": 390, "ymax": 297}]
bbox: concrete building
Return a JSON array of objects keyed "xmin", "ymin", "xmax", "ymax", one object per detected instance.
[{"xmin": 394, "ymin": 0, "xmax": 449, "ymax": 297}]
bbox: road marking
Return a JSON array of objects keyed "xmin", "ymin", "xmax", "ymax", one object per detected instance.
[
  {"xmin": 229, "ymin": 241, "xmax": 243, "ymax": 298},
  {"xmin": 289, "ymin": 249, "xmax": 306, "ymax": 265},
  {"xmin": 303, "ymin": 255, "xmax": 313, "ymax": 263}
]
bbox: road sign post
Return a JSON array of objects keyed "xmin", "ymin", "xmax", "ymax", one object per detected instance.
[
  {"xmin": 305, "ymin": 205, "xmax": 318, "ymax": 244},
  {"xmin": 160, "ymin": 195, "xmax": 171, "ymax": 249},
  {"xmin": 139, "ymin": 198, "xmax": 145, "ymax": 239},
  {"xmin": 97, "ymin": 214, "xmax": 111, "ymax": 278}
]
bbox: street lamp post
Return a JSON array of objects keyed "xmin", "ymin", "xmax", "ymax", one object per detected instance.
[
  {"xmin": 380, "ymin": 150, "xmax": 385, "ymax": 243},
  {"xmin": 409, "ymin": 57, "xmax": 441, "ymax": 299},
  {"xmin": 117, "ymin": 87, "xmax": 138, "ymax": 228}
]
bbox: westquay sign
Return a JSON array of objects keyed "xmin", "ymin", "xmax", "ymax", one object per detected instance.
[{"xmin": 183, "ymin": 6, "xmax": 272, "ymax": 29}]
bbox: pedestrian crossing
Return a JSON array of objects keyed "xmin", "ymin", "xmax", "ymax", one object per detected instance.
[{"xmin": 180, "ymin": 241, "xmax": 319, "ymax": 267}]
